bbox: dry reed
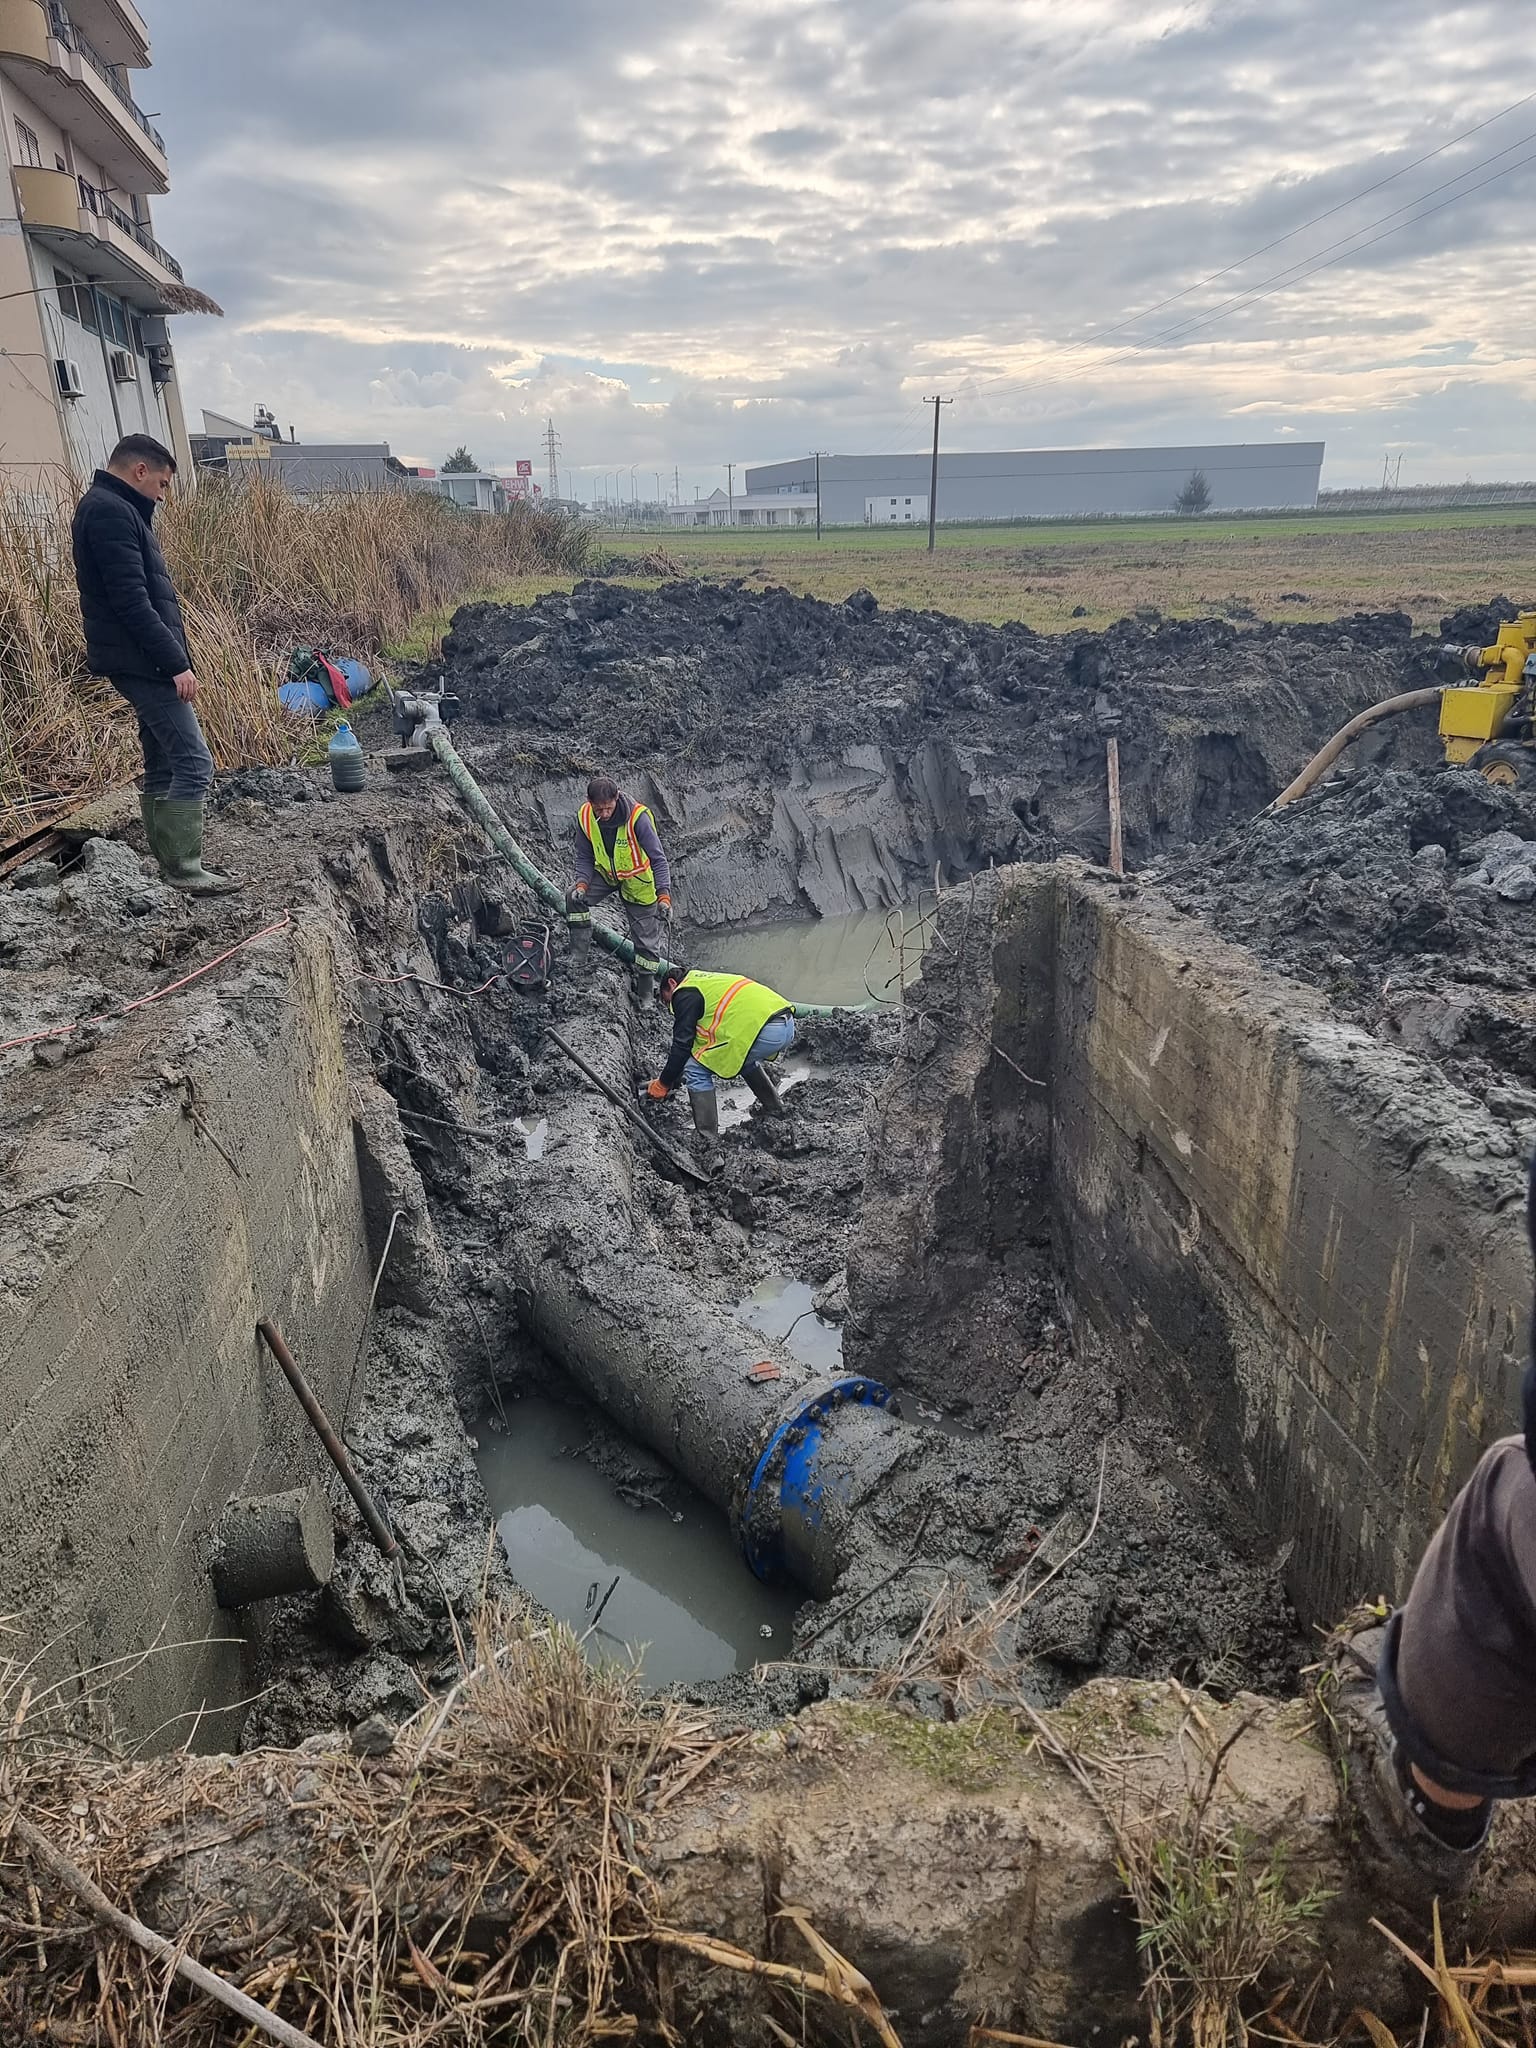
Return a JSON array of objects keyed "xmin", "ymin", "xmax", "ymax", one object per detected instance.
[{"xmin": 0, "ymin": 471, "xmax": 591, "ymax": 838}]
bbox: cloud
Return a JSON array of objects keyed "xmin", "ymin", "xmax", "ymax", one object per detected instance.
[{"xmin": 140, "ymin": 0, "xmax": 1536, "ymax": 488}]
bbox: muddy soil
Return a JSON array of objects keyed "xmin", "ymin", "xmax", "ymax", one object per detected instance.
[
  {"xmin": 1155, "ymin": 765, "xmax": 1536, "ymax": 1118},
  {"xmin": 12, "ymin": 576, "xmax": 1466, "ymax": 1746},
  {"xmin": 421, "ymin": 581, "xmax": 1442, "ymax": 926}
]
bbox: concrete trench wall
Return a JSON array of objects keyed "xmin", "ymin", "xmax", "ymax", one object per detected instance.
[
  {"xmin": 855, "ymin": 864, "xmax": 1531, "ymax": 1624},
  {"xmin": 0, "ymin": 921, "xmax": 375, "ymax": 1749}
]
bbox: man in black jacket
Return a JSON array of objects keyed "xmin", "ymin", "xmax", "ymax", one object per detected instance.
[{"xmin": 71, "ymin": 434, "xmax": 239, "ymax": 895}]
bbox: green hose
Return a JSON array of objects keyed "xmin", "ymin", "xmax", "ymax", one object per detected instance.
[{"xmin": 427, "ymin": 725, "xmax": 842, "ymax": 1015}]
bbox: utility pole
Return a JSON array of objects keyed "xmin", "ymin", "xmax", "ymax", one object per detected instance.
[
  {"xmin": 924, "ymin": 395, "xmax": 952, "ymax": 553},
  {"xmin": 726, "ymin": 460, "xmax": 735, "ymax": 527},
  {"xmin": 544, "ymin": 415, "xmax": 562, "ymax": 501},
  {"xmin": 673, "ymin": 463, "xmax": 680, "ymax": 506},
  {"xmin": 810, "ymin": 449, "xmax": 830, "ymax": 541}
]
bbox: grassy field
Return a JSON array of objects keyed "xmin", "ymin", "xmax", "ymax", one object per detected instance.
[{"xmin": 604, "ymin": 509, "xmax": 1536, "ymax": 631}]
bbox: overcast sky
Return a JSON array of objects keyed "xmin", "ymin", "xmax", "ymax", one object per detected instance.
[{"xmin": 144, "ymin": 0, "xmax": 1536, "ymax": 497}]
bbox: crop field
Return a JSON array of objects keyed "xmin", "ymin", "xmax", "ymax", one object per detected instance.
[{"xmin": 606, "ymin": 507, "xmax": 1536, "ymax": 630}]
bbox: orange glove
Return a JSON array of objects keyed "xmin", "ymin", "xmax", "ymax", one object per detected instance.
[
  {"xmin": 646, "ymin": 1079, "xmax": 671, "ymax": 1101},
  {"xmin": 572, "ymin": 881, "xmax": 588, "ymax": 897},
  {"xmin": 657, "ymin": 892, "xmax": 671, "ymax": 906}
]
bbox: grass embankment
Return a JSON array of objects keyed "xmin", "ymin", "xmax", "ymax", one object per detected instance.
[
  {"xmin": 609, "ymin": 508, "xmax": 1536, "ymax": 631},
  {"xmin": 0, "ymin": 474, "xmax": 593, "ymax": 838}
]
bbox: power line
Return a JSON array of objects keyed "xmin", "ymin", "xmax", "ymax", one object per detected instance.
[
  {"xmin": 953, "ymin": 92, "xmax": 1536, "ymax": 402},
  {"xmin": 1020, "ymin": 133, "xmax": 1536, "ymax": 399}
]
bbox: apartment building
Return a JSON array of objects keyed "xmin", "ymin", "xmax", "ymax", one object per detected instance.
[{"xmin": 0, "ymin": 0, "xmax": 212, "ymax": 482}]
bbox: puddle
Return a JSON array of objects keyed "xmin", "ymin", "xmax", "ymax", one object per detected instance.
[
  {"xmin": 688, "ymin": 904, "xmax": 935, "ymax": 1010},
  {"xmin": 717, "ymin": 1057, "xmax": 817, "ymax": 1131},
  {"xmin": 476, "ymin": 1398, "xmax": 802, "ymax": 1683},
  {"xmin": 512, "ymin": 1116, "xmax": 548, "ymax": 1159},
  {"xmin": 735, "ymin": 1273, "xmax": 978, "ymax": 1436}
]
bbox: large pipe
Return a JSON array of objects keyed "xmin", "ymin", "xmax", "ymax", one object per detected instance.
[
  {"xmin": 507, "ymin": 1008, "xmax": 908, "ymax": 1597},
  {"xmin": 424, "ymin": 723, "xmax": 843, "ymax": 1017}
]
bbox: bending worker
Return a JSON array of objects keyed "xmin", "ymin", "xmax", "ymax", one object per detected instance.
[
  {"xmin": 1333, "ymin": 1150, "xmax": 1536, "ymax": 1903},
  {"xmin": 567, "ymin": 774, "xmax": 671, "ymax": 1001},
  {"xmin": 646, "ymin": 964, "xmax": 795, "ymax": 1138}
]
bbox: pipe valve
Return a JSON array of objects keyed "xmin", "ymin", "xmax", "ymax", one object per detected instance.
[{"xmin": 390, "ymin": 686, "xmax": 463, "ymax": 748}]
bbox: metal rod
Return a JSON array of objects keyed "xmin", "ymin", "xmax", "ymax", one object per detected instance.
[
  {"xmin": 544, "ymin": 1027, "xmax": 711, "ymax": 1186},
  {"xmin": 256, "ymin": 1320, "xmax": 399, "ymax": 1558}
]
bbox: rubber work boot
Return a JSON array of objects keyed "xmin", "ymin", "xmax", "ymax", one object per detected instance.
[
  {"xmin": 633, "ymin": 968, "xmax": 656, "ymax": 1006},
  {"xmin": 1322, "ymin": 1620, "xmax": 1491, "ymax": 1910},
  {"xmin": 138, "ymin": 790, "xmax": 163, "ymax": 865},
  {"xmin": 154, "ymin": 798, "xmax": 242, "ymax": 896},
  {"xmin": 568, "ymin": 912, "xmax": 593, "ymax": 969},
  {"xmin": 743, "ymin": 1062, "xmax": 784, "ymax": 1116},
  {"xmin": 689, "ymin": 1087, "xmax": 720, "ymax": 1140}
]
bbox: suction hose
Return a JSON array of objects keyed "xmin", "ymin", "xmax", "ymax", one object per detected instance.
[
  {"xmin": 425, "ymin": 723, "xmax": 844, "ymax": 1015},
  {"xmin": 1267, "ymin": 686, "xmax": 1443, "ymax": 812}
]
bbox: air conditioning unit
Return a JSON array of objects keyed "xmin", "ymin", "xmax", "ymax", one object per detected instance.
[
  {"xmin": 54, "ymin": 358, "xmax": 84, "ymax": 399},
  {"xmin": 109, "ymin": 349, "xmax": 137, "ymax": 383},
  {"xmin": 146, "ymin": 343, "xmax": 174, "ymax": 385}
]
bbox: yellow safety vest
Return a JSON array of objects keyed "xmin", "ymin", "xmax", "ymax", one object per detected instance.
[
  {"xmin": 580, "ymin": 800, "xmax": 659, "ymax": 905},
  {"xmin": 678, "ymin": 970, "xmax": 792, "ymax": 1079}
]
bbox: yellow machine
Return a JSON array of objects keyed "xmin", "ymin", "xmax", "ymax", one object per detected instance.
[{"xmin": 1437, "ymin": 611, "xmax": 1536, "ymax": 783}]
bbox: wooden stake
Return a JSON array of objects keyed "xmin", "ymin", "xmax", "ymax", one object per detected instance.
[
  {"xmin": 1106, "ymin": 737, "xmax": 1124, "ymax": 878},
  {"xmin": 6, "ymin": 1812, "xmax": 324, "ymax": 2048}
]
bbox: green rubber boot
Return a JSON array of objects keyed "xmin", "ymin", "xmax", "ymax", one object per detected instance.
[
  {"xmin": 139, "ymin": 790, "xmax": 163, "ymax": 866},
  {"xmin": 155, "ymin": 798, "xmax": 242, "ymax": 896}
]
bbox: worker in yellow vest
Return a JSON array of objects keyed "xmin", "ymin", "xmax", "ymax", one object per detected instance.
[
  {"xmin": 646, "ymin": 964, "xmax": 795, "ymax": 1138},
  {"xmin": 567, "ymin": 773, "xmax": 672, "ymax": 1000}
]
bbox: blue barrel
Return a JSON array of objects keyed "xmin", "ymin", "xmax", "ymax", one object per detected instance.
[{"xmin": 328, "ymin": 720, "xmax": 366, "ymax": 793}]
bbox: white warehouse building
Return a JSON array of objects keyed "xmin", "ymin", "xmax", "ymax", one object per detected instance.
[{"xmin": 743, "ymin": 443, "xmax": 1325, "ymax": 523}]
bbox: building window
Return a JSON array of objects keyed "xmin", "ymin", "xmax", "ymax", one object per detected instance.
[
  {"xmin": 77, "ymin": 175, "xmax": 100, "ymax": 213},
  {"xmin": 14, "ymin": 119, "xmax": 42, "ymax": 167},
  {"xmin": 55, "ymin": 152, "xmax": 66, "ymax": 171},
  {"xmin": 53, "ymin": 266, "xmax": 97, "ymax": 330},
  {"xmin": 97, "ymin": 291, "xmax": 130, "ymax": 347},
  {"xmin": 904, "ymin": 497, "xmax": 911, "ymax": 505}
]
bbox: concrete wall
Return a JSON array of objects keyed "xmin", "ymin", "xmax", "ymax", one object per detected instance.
[
  {"xmin": 0, "ymin": 922, "xmax": 375, "ymax": 1748},
  {"xmin": 745, "ymin": 444, "xmax": 1326, "ymax": 522},
  {"xmin": 853, "ymin": 865, "xmax": 1531, "ymax": 1626},
  {"xmin": 1048, "ymin": 874, "xmax": 1529, "ymax": 1621}
]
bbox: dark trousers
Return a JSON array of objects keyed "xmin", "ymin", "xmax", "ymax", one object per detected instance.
[
  {"xmin": 111, "ymin": 673, "xmax": 214, "ymax": 801},
  {"xmin": 583, "ymin": 878, "xmax": 663, "ymax": 968},
  {"xmin": 1390, "ymin": 1436, "xmax": 1536, "ymax": 1796}
]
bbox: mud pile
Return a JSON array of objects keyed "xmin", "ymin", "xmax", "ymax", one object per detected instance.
[
  {"xmin": 1157, "ymin": 764, "xmax": 1536, "ymax": 1111},
  {"xmin": 432, "ymin": 580, "xmax": 1438, "ymax": 877}
]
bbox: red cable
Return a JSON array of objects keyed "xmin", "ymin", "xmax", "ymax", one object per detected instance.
[{"xmin": 0, "ymin": 911, "xmax": 294, "ymax": 1055}]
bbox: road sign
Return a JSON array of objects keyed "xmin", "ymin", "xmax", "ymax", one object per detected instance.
[{"xmin": 516, "ymin": 459, "xmax": 533, "ymax": 476}]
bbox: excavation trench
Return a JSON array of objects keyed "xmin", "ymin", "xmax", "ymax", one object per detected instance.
[{"xmin": 4, "ymin": 585, "xmax": 1535, "ymax": 2036}]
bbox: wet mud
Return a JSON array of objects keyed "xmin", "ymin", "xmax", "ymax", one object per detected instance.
[{"xmin": 5, "ymin": 578, "xmax": 1527, "ymax": 1755}]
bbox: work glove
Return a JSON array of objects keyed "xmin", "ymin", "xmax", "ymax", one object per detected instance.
[
  {"xmin": 657, "ymin": 892, "xmax": 673, "ymax": 923},
  {"xmin": 646, "ymin": 1080, "xmax": 671, "ymax": 1101},
  {"xmin": 571, "ymin": 882, "xmax": 588, "ymax": 899}
]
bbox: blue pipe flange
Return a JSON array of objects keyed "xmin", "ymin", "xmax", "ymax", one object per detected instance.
[{"xmin": 732, "ymin": 1376, "xmax": 896, "ymax": 1584}]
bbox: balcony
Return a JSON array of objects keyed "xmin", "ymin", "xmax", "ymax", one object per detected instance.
[
  {"xmin": 13, "ymin": 163, "xmax": 186, "ymax": 308},
  {"xmin": 0, "ymin": 0, "xmax": 167, "ymax": 191},
  {"xmin": 64, "ymin": 0, "xmax": 148, "ymax": 67}
]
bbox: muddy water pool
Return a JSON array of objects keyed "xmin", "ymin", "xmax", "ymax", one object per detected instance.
[
  {"xmin": 477, "ymin": 1397, "xmax": 802, "ymax": 1683},
  {"xmin": 736, "ymin": 1274, "xmax": 976, "ymax": 1436},
  {"xmin": 687, "ymin": 904, "xmax": 934, "ymax": 1009}
]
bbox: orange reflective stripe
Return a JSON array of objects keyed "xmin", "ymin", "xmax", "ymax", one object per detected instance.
[
  {"xmin": 612, "ymin": 803, "xmax": 651, "ymax": 878},
  {"xmin": 696, "ymin": 977, "xmax": 749, "ymax": 1051}
]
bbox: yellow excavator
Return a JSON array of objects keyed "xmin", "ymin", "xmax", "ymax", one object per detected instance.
[{"xmin": 1272, "ymin": 609, "xmax": 1536, "ymax": 809}]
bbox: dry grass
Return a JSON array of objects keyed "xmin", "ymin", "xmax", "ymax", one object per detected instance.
[
  {"xmin": 0, "ymin": 472, "xmax": 592, "ymax": 838},
  {"xmin": 0, "ymin": 1606, "xmax": 696, "ymax": 2043}
]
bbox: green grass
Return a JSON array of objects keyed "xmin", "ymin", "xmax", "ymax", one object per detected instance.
[{"xmin": 606, "ymin": 507, "xmax": 1536, "ymax": 632}]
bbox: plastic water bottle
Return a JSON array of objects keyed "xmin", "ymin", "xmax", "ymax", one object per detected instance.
[{"xmin": 328, "ymin": 720, "xmax": 366, "ymax": 793}]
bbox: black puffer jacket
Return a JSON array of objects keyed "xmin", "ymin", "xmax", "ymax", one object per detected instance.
[{"xmin": 71, "ymin": 469, "xmax": 190, "ymax": 683}]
